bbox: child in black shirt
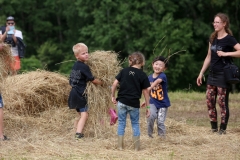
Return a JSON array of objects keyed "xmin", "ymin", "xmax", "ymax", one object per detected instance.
[
  {"xmin": 111, "ymin": 52, "xmax": 150, "ymax": 151},
  {"xmin": 68, "ymin": 43, "xmax": 102, "ymax": 140}
]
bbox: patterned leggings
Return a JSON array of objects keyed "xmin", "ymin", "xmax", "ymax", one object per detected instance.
[{"xmin": 206, "ymin": 85, "xmax": 229, "ymax": 124}]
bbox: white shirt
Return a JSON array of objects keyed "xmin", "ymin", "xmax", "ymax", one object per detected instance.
[{"xmin": 11, "ymin": 30, "xmax": 23, "ymax": 56}]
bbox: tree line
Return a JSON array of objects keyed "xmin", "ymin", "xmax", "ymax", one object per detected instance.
[{"xmin": 0, "ymin": 0, "xmax": 240, "ymax": 91}]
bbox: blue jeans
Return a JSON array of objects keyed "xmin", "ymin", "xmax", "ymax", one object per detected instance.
[
  {"xmin": 117, "ymin": 101, "xmax": 140, "ymax": 136},
  {"xmin": 76, "ymin": 106, "xmax": 88, "ymax": 112},
  {"xmin": 0, "ymin": 94, "xmax": 3, "ymax": 108}
]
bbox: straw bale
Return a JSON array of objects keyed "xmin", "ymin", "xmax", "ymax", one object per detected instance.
[
  {"xmin": 1, "ymin": 70, "xmax": 71, "ymax": 116},
  {"xmin": 84, "ymin": 51, "xmax": 122, "ymax": 136},
  {"xmin": 0, "ymin": 42, "xmax": 15, "ymax": 82}
]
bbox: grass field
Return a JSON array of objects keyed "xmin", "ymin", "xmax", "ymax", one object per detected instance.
[{"xmin": 1, "ymin": 92, "xmax": 240, "ymax": 160}]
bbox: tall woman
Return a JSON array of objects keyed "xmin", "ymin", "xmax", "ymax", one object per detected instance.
[{"xmin": 196, "ymin": 13, "xmax": 240, "ymax": 134}]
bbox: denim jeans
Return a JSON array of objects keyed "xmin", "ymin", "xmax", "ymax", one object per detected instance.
[
  {"xmin": 0, "ymin": 94, "xmax": 3, "ymax": 108},
  {"xmin": 117, "ymin": 101, "xmax": 140, "ymax": 136}
]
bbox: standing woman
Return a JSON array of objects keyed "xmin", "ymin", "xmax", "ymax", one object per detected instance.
[{"xmin": 196, "ymin": 13, "xmax": 240, "ymax": 134}]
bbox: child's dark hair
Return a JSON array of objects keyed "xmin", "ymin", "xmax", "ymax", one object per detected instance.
[
  {"xmin": 128, "ymin": 51, "xmax": 145, "ymax": 67},
  {"xmin": 152, "ymin": 56, "xmax": 169, "ymax": 68}
]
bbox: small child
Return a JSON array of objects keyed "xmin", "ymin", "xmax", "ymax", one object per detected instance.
[
  {"xmin": 0, "ymin": 94, "xmax": 9, "ymax": 140},
  {"xmin": 147, "ymin": 56, "xmax": 171, "ymax": 138},
  {"xmin": 68, "ymin": 43, "xmax": 102, "ymax": 140},
  {"xmin": 111, "ymin": 52, "xmax": 150, "ymax": 151}
]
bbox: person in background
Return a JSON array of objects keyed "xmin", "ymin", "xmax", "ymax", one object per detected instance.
[
  {"xmin": 1, "ymin": 16, "xmax": 23, "ymax": 74},
  {"xmin": 68, "ymin": 43, "xmax": 103, "ymax": 140},
  {"xmin": 111, "ymin": 52, "xmax": 150, "ymax": 151},
  {"xmin": 196, "ymin": 13, "xmax": 240, "ymax": 135}
]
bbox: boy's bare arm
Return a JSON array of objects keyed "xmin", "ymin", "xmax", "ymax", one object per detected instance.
[{"xmin": 149, "ymin": 78, "xmax": 162, "ymax": 90}]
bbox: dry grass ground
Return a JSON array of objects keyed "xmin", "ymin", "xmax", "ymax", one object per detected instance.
[{"xmin": 1, "ymin": 91, "xmax": 240, "ymax": 160}]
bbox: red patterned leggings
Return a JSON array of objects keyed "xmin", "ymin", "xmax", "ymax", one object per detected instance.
[{"xmin": 206, "ymin": 85, "xmax": 229, "ymax": 124}]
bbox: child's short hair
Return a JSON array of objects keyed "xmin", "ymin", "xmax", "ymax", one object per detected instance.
[
  {"xmin": 128, "ymin": 51, "xmax": 145, "ymax": 67},
  {"xmin": 152, "ymin": 56, "xmax": 169, "ymax": 68},
  {"xmin": 72, "ymin": 43, "xmax": 88, "ymax": 55}
]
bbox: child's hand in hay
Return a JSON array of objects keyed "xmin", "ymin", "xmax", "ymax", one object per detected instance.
[
  {"xmin": 92, "ymin": 78, "xmax": 103, "ymax": 85},
  {"xmin": 141, "ymin": 101, "xmax": 146, "ymax": 108}
]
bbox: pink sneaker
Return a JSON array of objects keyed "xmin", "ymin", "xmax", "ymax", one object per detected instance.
[{"xmin": 109, "ymin": 108, "xmax": 118, "ymax": 125}]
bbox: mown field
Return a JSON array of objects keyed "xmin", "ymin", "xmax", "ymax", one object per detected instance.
[{"xmin": 1, "ymin": 92, "xmax": 240, "ymax": 160}]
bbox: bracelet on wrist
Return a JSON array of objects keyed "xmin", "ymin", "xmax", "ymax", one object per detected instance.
[{"xmin": 146, "ymin": 106, "xmax": 150, "ymax": 109}]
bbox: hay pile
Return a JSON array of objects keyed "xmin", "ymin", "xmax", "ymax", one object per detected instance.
[
  {"xmin": 0, "ymin": 50, "xmax": 122, "ymax": 136},
  {"xmin": 0, "ymin": 43, "xmax": 15, "ymax": 81},
  {"xmin": 1, "ymin": 70, "xmax": 71, "ymax": 115},
  {"xmin": 84, "ymin": 51, "xmax": 122, "ymax": 136}
]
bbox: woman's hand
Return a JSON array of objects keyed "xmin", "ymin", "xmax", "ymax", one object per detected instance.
[
  {"xmin": 196, "ymin": 73, "xmax": 204, "ymax": 86},
  {"xmin": 217, "ymin": 51, "xmax": 226, "ymax": 57}
]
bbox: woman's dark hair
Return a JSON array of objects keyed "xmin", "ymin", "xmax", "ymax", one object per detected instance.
[{"xmin": 210, "ymin": 13, "xmax": 233, "ymax": 44}]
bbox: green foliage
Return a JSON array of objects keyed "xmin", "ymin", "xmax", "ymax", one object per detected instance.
[
  {"xmin": 0, "ymin": 0, "xmax": 239, "ymax": 91},
  {"xmin": 20, "ymin": 55, "xmax": 42, "ymax": 72},
  {"xmin": 36, "ymin": 40, "xmax": 64, "ymax": 71},
  {"xmin": 58, "ymin": 59, "xmax": 75, "ymax": 76}
]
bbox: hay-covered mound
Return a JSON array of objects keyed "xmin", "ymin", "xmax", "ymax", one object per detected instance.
[
  {"xmin": 1, "ymin": 70, "xmax": 71, "ymax": 116},
  {"xmin": 84, "ymin": 51, "xmax": 122, "ymax": 136},
  {"xmin": 0, "ymin": 43, "xmax": 15, "ymax": 81}
]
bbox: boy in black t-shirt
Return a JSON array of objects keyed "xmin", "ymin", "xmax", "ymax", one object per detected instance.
[{"xmin": 68, "ymin": 43, "xmax": 102, "ymax": 140}]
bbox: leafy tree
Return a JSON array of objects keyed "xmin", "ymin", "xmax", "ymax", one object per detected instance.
[
  {"xmin": 0, "ymin": 0, "xmax": 239, "ymax": 91},
  {"xmin": 36, "ymin": 40, "xmax": 64, "ymax": 71}
]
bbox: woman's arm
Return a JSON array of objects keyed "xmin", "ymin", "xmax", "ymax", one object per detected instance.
[
  {"xmin": 196, "ymin": 42, "xmax": 211, "ymax": 86},
  {"xmin": 149, "ymin": 78, "xmax": 162, "ymax": 91},
  {"xmin": 217, "ymin": 43, "xmax": 240, "ymax": 57}
]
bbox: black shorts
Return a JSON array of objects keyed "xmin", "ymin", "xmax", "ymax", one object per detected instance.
[
  {"xmin": 68, "ymin": 88, "xmax": 87, "ymax": 109},
  {"xmin": 207, "ymin": 70, "xmax": 230, "ymax": 88}
]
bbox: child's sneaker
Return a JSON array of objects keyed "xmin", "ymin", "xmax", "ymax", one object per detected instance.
[
  {"xmin": 75, "ymin": 133, "xmax": 84, "ymax": 140},
  {"xmin": 148, "ymin": 134, "xmax": 153, "ymax": 138},
  {"xmin": 109, "ymin": 108, "xmax": 118, "ymax": 125}
]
